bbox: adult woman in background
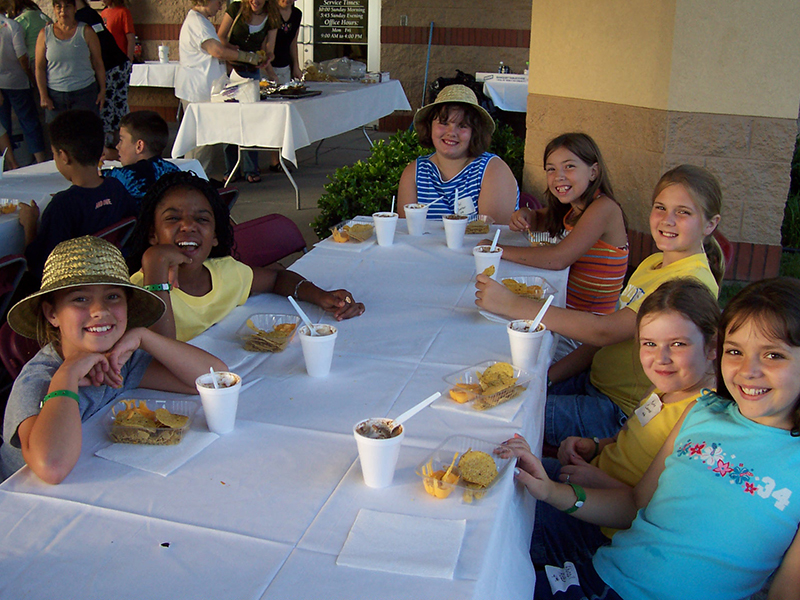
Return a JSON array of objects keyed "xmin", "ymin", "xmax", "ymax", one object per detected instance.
[
  {"xmin": 0, "ymin": 7, "xmax": 46, "ymax": 162},
  {"xmin": 35, "ymin": 0, "xmax": 104, "ymax": 122},
  {"xmin": 100, "ymin": 0, "xmax": 134, "ymax": 61},
  {"xmin": 74, "ymin": 0, "xmax": 129, "ymax": 152},
  {"xmin": 0, "ymin": 0, "xmax": 50, "ymax": 64},
  {"xmin": 218, "ymin": 0, "xmax": 276, "ymax": 183},
  {"xmin": 264, "ymin": 0, "xmax": 300, "ymax": 173},
  {"xmin": 175, "ymin": 0, "xmax": 263, "ymax": 174}
]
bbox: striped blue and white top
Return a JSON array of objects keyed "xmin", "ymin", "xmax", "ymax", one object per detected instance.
[{"xmin": 414, "ymin": 152, "xmax": 519, "ymax": 220}]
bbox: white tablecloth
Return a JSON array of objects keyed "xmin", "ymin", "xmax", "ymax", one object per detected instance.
[
  {"xmin": 0, "ymin": 159, "xmax": 205, "ymax": 257},
  {"xmin": 171, "ymin": 81, "xmax": 412, "ymax": 167},
  {"xmin": 130, "ymin": 61, "xmax": 179, "ymax": 88},
  {"xmin": 481, "ymin": 75, "xmax": 528, "ymax": 113},
  {"xmin": 0, "ymin": 221, "xmax": 568, "ymax": 599}
]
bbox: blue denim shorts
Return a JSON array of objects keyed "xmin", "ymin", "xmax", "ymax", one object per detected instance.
[{"xmin": 545, "ymin": 371, "xmax": 627, "ymax": 446}]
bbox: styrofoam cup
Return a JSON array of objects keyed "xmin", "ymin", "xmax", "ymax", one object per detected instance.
[
  {"xmin": 158, "ymin": 45, "xmax": 169, "ymax": 63},
  {"xmin": 404, "ymin": 203, "xmax": 429, "ymax": 236},
  {"xmin": 442, "ymin": 215, "xmax": 468, "ymax": 249},
  {"xmin": 353, "ymin": 418, "xmax": 405, "ymax": 488},
  {"xmin": 298, "ymin": 324, "xmax": 338, "ymax": 377},
  {"xmin": 507, "ymin": 320, "xmax": 547, "ymax": 371},
  {"xmin": 195, "ymin": 371, "xmax": 242, "ymax": 434},
  {"xmin": 473, "ymin": 245, "xmax": 503, "ymax": 279},
  {"xmin": 372, "ymin": 212, "xmax": 398, "ymax": 246}
]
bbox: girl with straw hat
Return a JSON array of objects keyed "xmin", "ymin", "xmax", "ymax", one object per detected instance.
[
  {"xmin": 1, "ymin": 236, "xmax": 226, "ymax": 484},
  {"xmin": 397, "ymin": 84, "xmax": 519, "ymax": 225}
]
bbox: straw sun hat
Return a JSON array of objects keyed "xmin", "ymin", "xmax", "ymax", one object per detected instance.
[
  {"xmin": 8, "ymin": 236, "xmax": 166, "ymax": 340},
  {"xmin": 413, "ymin": 84, "xmax": 495, "ymax": 136}
]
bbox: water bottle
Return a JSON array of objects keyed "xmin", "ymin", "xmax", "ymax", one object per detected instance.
[{"xmin": 498, "ymin": 61, "xmax": 504, "ymax": 74}]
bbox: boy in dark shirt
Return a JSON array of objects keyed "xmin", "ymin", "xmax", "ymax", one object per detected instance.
[
  {"xmin": 19, "ymin": 109, "xmax": 136, "ymax": 282},
  {"xmin": 104, "ymin": 110, "xmax": 180, "ymax": 203}
]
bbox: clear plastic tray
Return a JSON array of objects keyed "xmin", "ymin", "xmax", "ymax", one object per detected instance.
[
  {"xmin": 415, "ymin": 435, "xmax": 514, "ymax": 503},
  {"xmin": 443, "ymin": 360, "xmax": 532, "ymax": 411},
  {"xmin": 106, "ymin": 399, "xmax": 198, "ymax": 445},
  {"xmin": 465, "ymin": 214, "xmax": 495, "ymax": 235},
  {"xmin": 236, "ymin": 313, "xmax": 301, "ymax": 352},
  {"xmin": 330, "ymin": 218, "xmax": 374, "ymax": 243},
  {"xmin": 523, "ymin": 230, "xmax": 563, "ymax": 246},
  {"xmin": 500, "ymin": 275, "xmax": 557, "ymax": 300}
]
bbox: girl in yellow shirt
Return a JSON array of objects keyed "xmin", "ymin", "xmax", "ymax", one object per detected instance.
[{"xmin": 526, "ymin": 277, "xmax": 720, "ymax": 566}]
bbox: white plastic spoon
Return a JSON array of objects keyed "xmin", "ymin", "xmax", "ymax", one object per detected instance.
[
  {"xmin": 390, "ymin": 195, "xmax": 395, "ymax": 214},
  {"xmin": 209, "ymin": 366, "xmax": 220, "ymax": 389},
  {"xmin": 288, "ymin": 295, "xmax": 318, "ymax": 336},
  {"xmin": 379, "ymin": 392, "xmax": 442, "ymax": 437},
  {"xmin": 529, "ymin": 294, "xmax": 554, "ymax": 332},
  {"xmin": 489, "ymin": 228, "xmax": 501, "ymax": 252}
]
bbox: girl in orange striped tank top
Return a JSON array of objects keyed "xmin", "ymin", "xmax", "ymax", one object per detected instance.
[{"xmin": 480, "ymin": 133, "xmax": 629, "ymax": 358}]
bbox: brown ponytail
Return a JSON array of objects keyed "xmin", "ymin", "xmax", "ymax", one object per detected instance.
[{"xmin": 703, "ymin": 234, "xmax": 725, "ymax": 286}]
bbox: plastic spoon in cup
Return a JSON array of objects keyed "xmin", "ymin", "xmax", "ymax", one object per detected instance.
[
  {"xmin": 373, "ymin": 392, "xmax": 442, "ymax": 437},
  {"xmin": 209, "ymin": 366, "xmax": 220, "ymax": 389},
  {"xmin": 489, "ymin": 228, "xmax": 501, "ymax": 252},
  {"xmin": 288, "ymin": 295, "xmax": 318, "ymax": 336},
  {"xmin": 390, "ymin": 195, "xmax": 395, "ymax": 214},
  {"xmin": 529, "ymin": 294, "xmax": 554, "ymax": 332}
]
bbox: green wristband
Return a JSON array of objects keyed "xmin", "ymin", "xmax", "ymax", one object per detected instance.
[
  {"xmin": 144, "ymin": 283, "xmax": 172, "ymax": 292},
  {"xmin": 40, "ymin": 389, "xmax": 80, "ymax": 409},
  {"xmin": 591, "ymin": 436, "xmax": 600, "ymax": 460},
  {"xmin": 563, "ymin": 482, "xmax": 586, "ymax": 514}
]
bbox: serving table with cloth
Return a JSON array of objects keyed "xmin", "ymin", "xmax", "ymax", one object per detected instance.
[
  {"xmin": 0, "ymin": 158, "xmax": 206, "ymax": 257},
  {"xmin": 171, "ymin": 80, "xmax": 412, "ymax": 209},
  {"xmin": 130, "ymin": 60, "xmax": 180, "ymax": 88},
  {"xmin": 476, "ymin": 73, "xmax": 528, "ymax": 114},
  {"xmin": 0, "ymin": 221, "xmax": 568, "ymax": 600}
]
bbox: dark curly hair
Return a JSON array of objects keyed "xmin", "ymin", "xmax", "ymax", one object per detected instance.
[{"xmin": 126, "ymin": 171, "xmax": 235, "ymax": 273}]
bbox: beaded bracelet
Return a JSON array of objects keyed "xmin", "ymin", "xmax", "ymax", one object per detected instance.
[
  {"xmin": 293, "ymin": 278, "xmax": 308, "ymax": 299},
  {"xmin": 144, "ymin": 283, "xmax": 172, "ymax": 292},
  {"xmin": 39, "ymin": 389, "xmax": 80, "ymax": 409}
]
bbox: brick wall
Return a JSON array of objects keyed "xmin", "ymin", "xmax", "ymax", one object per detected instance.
[{"xmin": 380, "ymin": 0, "xmax": 532, "ymax": 121}]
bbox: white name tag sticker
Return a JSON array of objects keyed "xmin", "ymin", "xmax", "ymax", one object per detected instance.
[
  {"xmin": 635, "ymin": 392, "xmax": 663, "ymax": 427},
  {"xmin": 91, "ymin": 23, "xmax": 104, "ymax": 33},
  {"xmin": 545, "ymin": 561, "xmax": 580, "ymax": 594},
  {"xmin": 456, "ymin": 194, "xmax": 475, "ymax": 216}
]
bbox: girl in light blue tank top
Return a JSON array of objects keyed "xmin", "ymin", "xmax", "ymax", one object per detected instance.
[
  {"xmin": 398, "ymin": 85, "xmax": 519, "ymax": 225},
  {"xmin": 500, "ymin": 278, "xmax": 800, "ymax": 600}
]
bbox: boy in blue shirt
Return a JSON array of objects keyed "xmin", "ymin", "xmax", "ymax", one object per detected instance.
[
  {"xmin": 19, "ymin": 109, "xmax": 136, "ymax": 283},
  {"xmin": 104, "ymin": 110, "xmax": 180, "ymax": 203}
]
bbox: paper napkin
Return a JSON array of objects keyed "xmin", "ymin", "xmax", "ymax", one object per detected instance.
[
  {"xmin": 95, "ymin": 429, "xmax": 219, "ymax": 476},
  {"xmin": 336, "ymin": 508, "xmax": 466, "ymax": 579}
]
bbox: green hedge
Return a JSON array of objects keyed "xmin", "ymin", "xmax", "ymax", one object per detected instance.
[
  {"xmin": 312, "ymin": 122, "xmax": 525, "ymax": 239},
  {"xmin": 781, "ymin": 134, "xmax": 800, "ymax": 249}
]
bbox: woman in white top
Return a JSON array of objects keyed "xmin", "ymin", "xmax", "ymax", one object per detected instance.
[{"xmin": 175, "ymin": 0, "xmax": 263, "ymax": 173}]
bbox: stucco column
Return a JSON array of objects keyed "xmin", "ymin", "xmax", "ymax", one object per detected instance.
[{"xmin": 524, "ymin": 0, "xmax": 800, "ymax": 274}]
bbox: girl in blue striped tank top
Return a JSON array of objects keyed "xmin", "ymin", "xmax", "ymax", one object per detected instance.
[{"xmin": 398, "ymin": 85, "xmax": 519, "ymax": 225}]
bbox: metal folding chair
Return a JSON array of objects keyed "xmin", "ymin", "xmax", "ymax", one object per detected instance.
[
  {"xmin": 233, "ymin": 214, "xmax": 307, "ymax": 268},
  {"xmin": 93, "ymin": 216, "xmax": 137, "ymax": 249},
  {"xmin": 0, "ymin": 254, "xmax": 26, "ymax": 320}
]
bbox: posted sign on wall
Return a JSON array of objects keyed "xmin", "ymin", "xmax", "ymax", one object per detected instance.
[{"xmin": 314, "ymin": 0, "xmax": 368, "ymax": 45}]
